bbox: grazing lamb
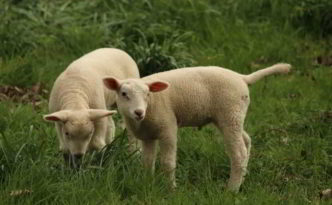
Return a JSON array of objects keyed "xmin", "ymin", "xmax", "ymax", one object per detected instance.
[
  {"xmin": 103, "ymin": 63, "xmax": 291, "ymax": 192},
  {"xmin": 43, "ymin": 48, "xmax": 140, "ymax": 167}
]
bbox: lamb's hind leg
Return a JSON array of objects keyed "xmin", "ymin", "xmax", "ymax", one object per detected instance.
[
  {"xmin": 216, "ymin": 120, "xmax": 248, "ymax": 192},
  {"xmin": 224, "ymin": 128, "xmax": 248, "ymax": 192},
  {"xmin": 242, "ymin": 130, "xmax": 251, "ymax": 170}
]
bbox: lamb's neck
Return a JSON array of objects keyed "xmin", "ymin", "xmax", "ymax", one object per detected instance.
[
  {"xmin": 124, "ymin": 117, "xmax": 141, "ymax": 132},
  {"xmin": 60, "ymin": 89, "xmax": 90, "ymax": 110}
]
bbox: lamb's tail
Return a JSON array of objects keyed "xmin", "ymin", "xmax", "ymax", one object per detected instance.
[{"xmin": 243, "ymin": 63, "xmax": 291, "ymax": 85}]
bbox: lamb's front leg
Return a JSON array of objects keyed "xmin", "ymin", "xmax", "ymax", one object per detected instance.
[
  {"xmin": 159, "ymin": 132, "xmax": 177, "ymax": 188},
  {"xmin": 142, "ymin": 139, "xmax": 157, "ymax": 174},
  {"xmin": 127, "ymin": 131, "xmax": 142, "ymax": 153},
  {"xmin": 89, "ymin": 118, "xmax": 107, "ymax": 151},
  {"xmin": 55, "ymin": 123, "xmax": 66, "ymax": 152},
  {"xmin": 105, "ymin": 116, "xmax": 115, "ymax": 144}
]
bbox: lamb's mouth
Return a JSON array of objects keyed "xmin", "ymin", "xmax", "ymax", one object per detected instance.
[{"xmin": 135, "ymin": 116, "xmax": 144, "ymax": 121}]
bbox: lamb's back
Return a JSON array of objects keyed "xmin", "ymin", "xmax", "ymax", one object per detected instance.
[
  {"xmin": 143, "ymin": 67, "xmax": 249, "ymax": 127},
  {"xmin": 67, "ymin": 48, "xmax": 139, "ymax": 79},
  {"xmin": 50, "ymin": 48, "xmax": 139, "ymax": 111}
]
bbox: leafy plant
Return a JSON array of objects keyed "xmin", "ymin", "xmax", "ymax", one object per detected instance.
[{"xmin": 289, "ymin": 0, "xmax": 332, "ymax": 36}]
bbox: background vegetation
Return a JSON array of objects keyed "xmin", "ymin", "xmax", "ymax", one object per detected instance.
[{"xmin": 0, "ymin": 0, "xmax": 331, "ymax": 204}]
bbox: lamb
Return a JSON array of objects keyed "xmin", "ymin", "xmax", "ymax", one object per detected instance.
[
  {"xmin": 103, "ymin": 63, "xmax": 291, "ymax": 192},
  {"xmin": 43, "ymin": 48, "xmax": 140, "ymax": 167}
]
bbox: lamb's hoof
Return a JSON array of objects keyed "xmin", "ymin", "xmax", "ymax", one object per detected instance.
[
  {"xmin": 171, "ymin": 182, "xmax": 177, "ymax": 190},
  {"xmin": 226, "ymin": 183, "xmax": 241, "ymax": 193}
]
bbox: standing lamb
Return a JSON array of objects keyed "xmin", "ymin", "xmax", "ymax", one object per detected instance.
[
  {"xmin": 44, "ymin": 48, "xmax": 140, "ymax": 167},
  {"xmin": 103, "ymin": 63, "xmax": 291, "ymax": 192}
]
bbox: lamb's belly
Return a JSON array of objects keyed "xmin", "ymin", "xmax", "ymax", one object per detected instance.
[
  {"xmin": 177, "ymin": 114, "xmax": 212, "ymax": 128},
  {"xmin": 174, "ymin": 101, "xmax": 212, "ymax": 128}
]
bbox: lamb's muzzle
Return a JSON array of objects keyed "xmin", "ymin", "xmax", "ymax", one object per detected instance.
[{"xmin": 134, "ymin": 109, "xmax": 144, "ymax": 120}]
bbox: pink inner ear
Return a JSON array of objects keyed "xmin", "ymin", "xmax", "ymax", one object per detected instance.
[
  {"xmin": 149, "ymin": 82, "xmax": 169, "ymax": 92},
  {"xmin": 45, "ymin": 115, "xmax": 61, "ymax": 121},
  {"xmin": 103, "ymin": 78, "xmax": 119, "ymax": 90}
]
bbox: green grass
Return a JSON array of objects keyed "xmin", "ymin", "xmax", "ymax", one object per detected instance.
[{"xmin": 1, "ymin": 0, "xmax": 332, "ymax": 204}]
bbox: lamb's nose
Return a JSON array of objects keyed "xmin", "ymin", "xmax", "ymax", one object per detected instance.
[{"xmin": 134, "ymin": 109, "xmax": 143, "ymax": 117}]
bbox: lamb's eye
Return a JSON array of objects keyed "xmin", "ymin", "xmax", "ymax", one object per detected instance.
[
  {"xmin": 121, "ymin": 92, "xmax": 130, "ymax": 100},
  {"xmin": 65, "ymin": 132, "xmax": 69, "ymax": 136}
]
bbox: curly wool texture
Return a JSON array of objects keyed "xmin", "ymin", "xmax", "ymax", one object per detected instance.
[
  {"xmin": 46, "ymin": 48, "xmax": 139, "ymax": 155},
  {"xmin": 107, "ymin": 63, "xmax": 291, "ymax": 192}
]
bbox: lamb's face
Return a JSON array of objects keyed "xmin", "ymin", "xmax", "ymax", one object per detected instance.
[
  {"xmin": 44, "ymin": 109, "xmax": 116, "ymax": 166},
  {"xmin": 117, "ymin": 81, "xmax": 150, "ymax": 122},
  {"xmin": 61, "ymin": 112, "xmax": 94, "ymax": 156},
  {"xmin": 103, "ymin": 77, "xmax": 169, "ymax": 122}
]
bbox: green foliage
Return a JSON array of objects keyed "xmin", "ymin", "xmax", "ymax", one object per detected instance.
[
  {"xmin": 289, "ymin": 0, "xmax": 332, "ymax": 36},
  {"xmin": 125, "ymin": 31, "xmax": 195, "ymax": 76},
  {"xmin": 0, "ymin": 0, "xmax": 331, "ymax": 204},
  {"xmin": 0, "ymin": 0, "xmax": 195, "ymax": 81}
]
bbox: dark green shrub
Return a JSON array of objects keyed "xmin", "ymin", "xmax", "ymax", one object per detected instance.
[
  {"xmin": 120, "ymin": 31, "xmax": 195, "ymax": 77},
  {"xmin": 289, "ymin": 0, "xmax": 332, "ymax": 36}
]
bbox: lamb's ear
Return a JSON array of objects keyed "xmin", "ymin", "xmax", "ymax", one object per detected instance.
[
  {"xmin": 43, "ymin": 111, "xmax": 69, "ymax": 122},
  {"xmin": 103, "ymin": 77, "xmax": 121, "ymax": 91},
  {"xmin": 146, "ymin": 81, "xmax": 169, "ymax": 92},
  {"xmin": 89, "ymin": 109, "xmax": 117, "ymax": 121}
]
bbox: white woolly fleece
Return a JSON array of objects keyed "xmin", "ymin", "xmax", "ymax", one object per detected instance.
[
  {"xmin": 104, "ymin": 63, "xmax": 291, "ymax": 192},
  {"xmin": 45, "ymin": 48, "xmax": 140, "ymax": 156}
]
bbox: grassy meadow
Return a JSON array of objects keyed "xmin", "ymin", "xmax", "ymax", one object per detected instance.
[{"xmin": 1, "ymin": 0, "xmax": 332, "ymax": 204}]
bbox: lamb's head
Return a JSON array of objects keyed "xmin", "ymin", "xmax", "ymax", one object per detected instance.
[
  {"xmin": 43, "ymin": 109, "xmax": 116, "ymax": 157},
  {"xmin": 103, "ymin": 77, "xmax": 169, "ymax": 122}
]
